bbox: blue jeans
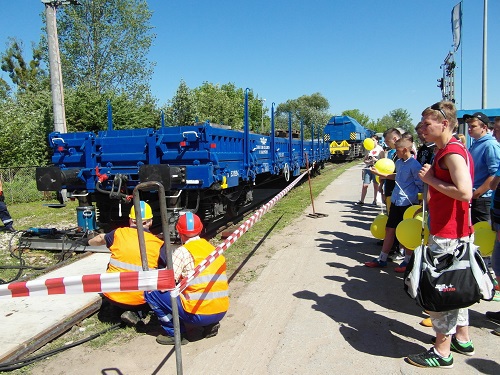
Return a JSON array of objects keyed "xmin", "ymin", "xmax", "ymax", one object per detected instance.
[
  {"xmin": 0, "ymin": 201, "xmax": 14, "ymax": 229},
  {"xmin": 492, "ymin": 223, "xmax": 500, "ymax": 277},
  {"xmin": 493, "ymin": 241, "xmax": 500, "ymax": 277},
  {"xmin": 145, "ymin": 290, "xmax": 226, "ymax": 336},
  {"xmin": 471, "ymin": 197, "xmax": 491, "ymax": 224}
]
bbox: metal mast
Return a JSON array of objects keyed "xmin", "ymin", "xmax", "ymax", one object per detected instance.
[
  {"xmin": 482, "ymin": 0, "xmax": 488, "ymax": 108},
  {"xmin": 438, "ymin": 52, "xmax": 456, "ymax": 103}
]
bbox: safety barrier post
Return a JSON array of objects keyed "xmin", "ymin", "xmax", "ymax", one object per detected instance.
[{"xmin": 133, "ymin": 182, "xmax": 183, "ymax": 375}]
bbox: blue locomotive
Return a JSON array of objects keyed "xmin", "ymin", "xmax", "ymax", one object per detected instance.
[
  {"xmin": 36, "ymin": 90, "xmax": 330, "ymax": 236},
  {"xmin": 323, "ymin": 115, "xmax": 374, "ymax": 161}
]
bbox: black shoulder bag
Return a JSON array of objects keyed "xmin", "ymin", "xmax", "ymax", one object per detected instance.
[{"xmin": 403, "ymin": 143, "xmax": 495, "ymax": 311}]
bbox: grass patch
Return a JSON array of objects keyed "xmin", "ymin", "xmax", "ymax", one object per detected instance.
[
  {"xmin": 10, "ymin": 199, "xmax": 79, "ymax": 230},
  {"xmin": 0, "ymin": 200, "xmax": 80, "ymax": 284}
]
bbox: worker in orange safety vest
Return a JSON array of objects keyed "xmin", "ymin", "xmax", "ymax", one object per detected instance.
[
  {"xmin": 84, "ymin": 201, "xmax": 166, "ymax": 326},
  {"xmin": 145, "ymin": 212, "xmax": 229, "ymax": 345}
]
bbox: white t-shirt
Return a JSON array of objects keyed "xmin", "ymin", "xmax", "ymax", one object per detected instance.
[{"xmin": 364, "ymin": 145, "xmax": 384, "ymax": 166}]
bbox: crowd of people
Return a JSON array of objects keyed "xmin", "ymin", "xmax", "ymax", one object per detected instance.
[{"xmin": 357, "ymin": 101, "xmax": 500, "ymax": 368}]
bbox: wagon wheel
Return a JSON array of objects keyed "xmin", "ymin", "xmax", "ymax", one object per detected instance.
[{"xmin": 226, "ymin": 201, "xmax": 240, "ymax": 218}]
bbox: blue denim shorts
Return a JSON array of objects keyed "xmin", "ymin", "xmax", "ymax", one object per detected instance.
[{"xmin": 362, "ymin": 168, "xmax": 375, "ymax": 184}]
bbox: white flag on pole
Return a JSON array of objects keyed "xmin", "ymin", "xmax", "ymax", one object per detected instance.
[{"xmin": 451, "ymin": 2, "xmax": 462, "ymax": 52}]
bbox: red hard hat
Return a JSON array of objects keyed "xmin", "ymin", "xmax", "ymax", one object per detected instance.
[{"xmin": 176, "ymin": 212, "xmax": 203, "ymax": 236}]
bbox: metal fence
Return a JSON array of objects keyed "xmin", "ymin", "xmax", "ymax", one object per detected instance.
[{"xmin": 0, "ymin": 167, "xmax": 55, "ymax": 204}]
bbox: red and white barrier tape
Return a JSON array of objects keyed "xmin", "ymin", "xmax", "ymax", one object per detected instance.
[
  {"xmin": 0, "ymin": 268, "xmax": 175, "ymax": 299},
  {"xmin": 171, "ymin": 170, "xmax": 309, "ymax": 297}
]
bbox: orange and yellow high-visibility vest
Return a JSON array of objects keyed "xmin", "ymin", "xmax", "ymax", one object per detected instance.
[
  {"xmin": 104, "ymin": 227, "xmax": 164, "ymax": 306},
  {"xmin": 181, "ymin": 238, "xmax": 229, "ymax": 315}
]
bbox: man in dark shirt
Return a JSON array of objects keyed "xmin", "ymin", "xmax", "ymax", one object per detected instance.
[{"xmin": 416, "ymin": 121, "xmax": 435, "ymax": 166}]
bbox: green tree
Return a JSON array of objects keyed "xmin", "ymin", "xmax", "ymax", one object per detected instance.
[
  {"xmin": 108, "ymin": 90, "xmax": 159, "ymax": 130},
  {"xmin": 0, "ymin": 40, "xmax": 51, "ymax": 166},
  {"xmin": 389, "ymin": 108, "xmax": 414, "ymax": 134},
  {"xmin": 166, "ymin": 79, "xmax": 196, "ymax": 126},
  {"xmin": 221, "ymin": 83, "xmax": 247, "ymax": 129},
  {"xmin": 0, "ymin": 77, "xmax": 11, "ymax": 101},
  {"xmin": 190, "ymin": 82, "xmax": 263, "ymax": 130},
  {"xmin": 64, "ymin": 86, "xmax": 159, "ymax": 132},
  {"xmin": 341, "ymin": 109, "xmax": 371, "ymax": 127},
  {"xmin": 376, "ymin": 114, "xmax": 398, "ymax": 131},
  {"xmin": 373, "ymin": 108, "xmax": 415, "ymax": 136},
  {"xmin": 192, "ymin": 82, "xmax": 236, "ymax": 127},
  {"xmin": 0, "ymin": 91, "xmax": 53, "ymax": 167},
  {"xmin": 1, "ymin": 39, "xmax": 47, "ymax": 94},
  {"xmin": 275, "ymin": 93, "xmax": 331, "ymax": 135},
  {"xmin": 52, "ymin": 0, "xmax": 159, "ymax": 133},
  {"xmin": 56, "ymin": 0, "xmax": 155, "ymax": 99},
  {"xmin": 63, "ymin": 85, "xmax": 107, "ymax": 132}
]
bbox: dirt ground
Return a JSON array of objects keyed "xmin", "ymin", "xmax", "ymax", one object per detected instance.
[{"xmin": 29, "ymin": 164, "xmax": 500, "ymax": 374}]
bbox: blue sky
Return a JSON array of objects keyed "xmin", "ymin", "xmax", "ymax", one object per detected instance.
[{"xmin": 1, "ymin": 0, "xmax": 499, "ymax": 125}]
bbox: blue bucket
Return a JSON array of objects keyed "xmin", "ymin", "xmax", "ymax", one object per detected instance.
[{"xmin": 76, "ymin": 206, "xmax": 97, "ymax": 231}]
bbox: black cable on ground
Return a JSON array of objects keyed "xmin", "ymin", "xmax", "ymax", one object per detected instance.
[
  {"xmin": 0, "ymin": 322, "xmax": 124, "ymax": 372},
  {"xmin": 0, "ymin": 230, "xmax": 83, "ymax": 284},
  {"xmin": 0, "ymin": 231, "xmax": 27, "ymax": 284}
]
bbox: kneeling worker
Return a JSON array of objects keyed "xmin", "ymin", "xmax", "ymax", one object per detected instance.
[
  {"xmin": 85, "ymin": 201, "xmax": 166, "ymax": 325},
  {"xmin": 145, "ymin": 212, "xmax": 229, "ymax": 345}
]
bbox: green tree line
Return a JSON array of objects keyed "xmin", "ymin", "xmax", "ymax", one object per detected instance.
[{"xmin": 0, "ymin": 0, "xmax": 415, "ymax": 168}]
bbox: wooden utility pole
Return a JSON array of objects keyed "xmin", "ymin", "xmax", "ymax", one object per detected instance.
[{"xmin": 41, "ymin": 0, "xmax": 79, "ymax": 133}]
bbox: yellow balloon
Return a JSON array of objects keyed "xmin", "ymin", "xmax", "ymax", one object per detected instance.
[
  {"xmin": 370, "ymin": 214, "xmax": 388, "ymax": 240},
  {"xmin": 375, "ymin": 175, "xmax": 380, "ymax": 184},
  {"xmin": 474, "ymin": 227, "xmax": 496, "ymax": 256},
  {"xmin": 473, "ymin": 221, "xmax": 491, "ymax": 232},
  {"xmin": 403, "ymin": 205, "xmax": 422, "ymax": 220},
  {"xmin": 374, "ymin": 158, "xmax": 396, "ymax": 175},
  {"xmin": 418, "ymin": 192, "xmax": 423, "ymax": 201},
  {"xmin": 414, "ymin": 212, "xmax": 424, "ymax": 221},
  {"xmin": 410, "ymin": 211, "xmax": 425, "ymax": 221},
  {"xmin": 396, "ymin": 218, "xmax": 429, "ymax": 250},
  {"xmin": 386, "ymin": 196, "xmax": 392, "ymax": 214},
  {"xmin": 363, "ymin": 138, "xmax": 375, "ymax": 151}
]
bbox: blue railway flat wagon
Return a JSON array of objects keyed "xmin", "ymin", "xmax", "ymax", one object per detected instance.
[{"xmin": 36, "ymin": 90, "xmax": 329, "ymax": 236}]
